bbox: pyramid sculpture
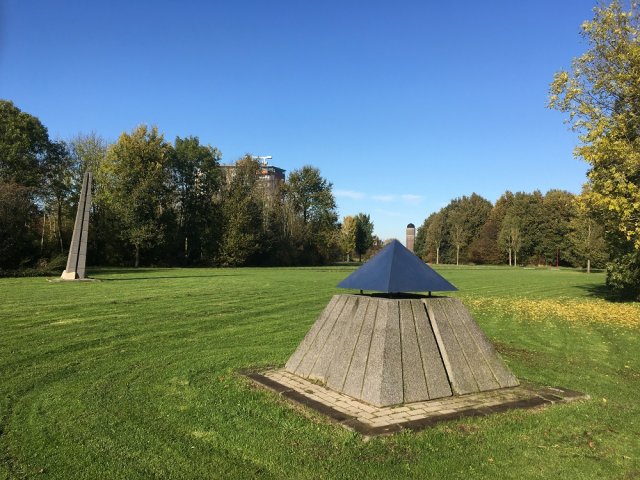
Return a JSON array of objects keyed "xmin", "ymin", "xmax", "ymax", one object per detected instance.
[
  {"xmin": 337, "ymin": 239, "xmax": 457, "ymax": 293},
  {"xmin": 285, "ymin": 240, "xmax": 519, "ymax": 407}
]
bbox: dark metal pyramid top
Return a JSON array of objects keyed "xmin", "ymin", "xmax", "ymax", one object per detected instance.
[{"xmin": 337, "ymin": 239, "xmax": 457, "ymax": 293}]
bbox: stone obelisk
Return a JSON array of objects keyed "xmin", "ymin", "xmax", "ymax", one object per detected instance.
[{"xmin": 61, "ymin": 171, "xmax": 92, "ymax": 280}]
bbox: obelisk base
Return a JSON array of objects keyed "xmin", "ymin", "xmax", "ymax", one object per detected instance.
[{"xmin": 60, "ymin": 270, "xmax": 78, "ymax": 280}]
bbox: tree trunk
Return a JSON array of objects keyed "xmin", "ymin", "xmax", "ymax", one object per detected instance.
[
  {"xmin": 135, "ymin": 245, "xmax": 140, "ymax": 267},
  {"xmin": 514, "ymin": 250, "xmax": 517, "ymax": 267},
  {"xmin": 40, "ymin": 212, "xmax": 46, "ymax": 252},
  {"xmin": 587, "ymin": 258, "xmax": 591, "ymax": 274},
  {"xmin": 508, "ymin": 248, "xmax": 512, "ymax": 266},
  {"xmin": 436, "ymin": 247, "xmax": 439, "ymax": 265},
  {"xmin": 456, "ymin": 245, "xmax": 460, "ymax": 266},
  {"xmin": 57, "ymin": 200, "xmax": 64, "ymax": 254}
]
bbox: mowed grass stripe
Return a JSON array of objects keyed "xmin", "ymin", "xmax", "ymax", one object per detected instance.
[{"xmin": 1, "ymin": 266, "xmax": 639, "ymax": 479}]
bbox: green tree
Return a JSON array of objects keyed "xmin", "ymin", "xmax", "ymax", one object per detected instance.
[
  {"xmin": 68, "ymin": 133, "xmax": 115, "ymax": 265},
  {"xmin": 69, "ymin": 132, "xmax": 108, "ymax": 179},
  {"xmin": 286, "ymin": 166, "xmax": 336, "ymax": 225},
  {"xmin": 218, "ymin": 156, "xmax": 263, "ymax": 266},
  {"xmin": 0, "ymin": 100, "xmax": 50, "ymax": 188},
  {"xmin": 98, "ymin": 125, "xmax": 174, "ymax": 267},
  {"xmin": 569, "ymin": 194, "xmax": 609, "ymax": 273},
  {"xmin": 354, "ymin": 213, "xmax": 374, "ymax": 262},
  {"xmin": 468, "ymin": 209, "xmax": 503, "ymax": 265},
  {"xmin": 499, "ymin": 215, "xmax": 522, "ymax": 266},
  {"xmin": 450, "ymin": 215, "xmax": 465, "ymax": 266},
  {"xmin": 539, "ymin": 190, "xmax": 576, "ymax": 266},
  {"xmin": 171, "ymin": 136, "xmax": 222, "ymax": 263},
  {"xmin": 426, "ymin": 212, "xmax": 445, "ymax": 264},
  {"xmin": 340, "ymin": 216, "xmax": 357, "ymax": 262},
  {"xmin": 445, "ymin": 193, "xmax": 492, "ymax": 265},
  {"xmin": 501, "ymin": 191, "xmax": 545, "ymax": 265},
  {"xmin": 0, "ymin": 181, "xmax": 37, "ymax": 269},
  {"xmin": 42, "ymin": 140, "xmax": 76, "ymax": 254},
  {"xmin": 284, "ymin": 165, "xmax": 338, "ymax": 264},
  {"xmin": 549, "ymin": 1, "xmax": 640, "ymax": 297},
  {"xmin": 0, "ymin": 100, "xmax": 62, "ymax": 268}
]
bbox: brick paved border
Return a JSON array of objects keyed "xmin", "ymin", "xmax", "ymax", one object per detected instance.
[{"xmin": 245, "ymin": 369, "xmax": 589, "ymax": 437}]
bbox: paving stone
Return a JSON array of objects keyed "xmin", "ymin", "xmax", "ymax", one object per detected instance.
[
  {"xmin": 357, "ymin": 412, "xmax": 375, "ymax": 420},
  {"xmin": 249, "ymin": 369, "xmax": 588, "ymax": 437}
]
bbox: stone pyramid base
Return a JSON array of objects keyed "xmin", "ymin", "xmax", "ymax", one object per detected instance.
[{"xmin": 285, "ymin": 294, "xmax": 519, "ymax": 407}]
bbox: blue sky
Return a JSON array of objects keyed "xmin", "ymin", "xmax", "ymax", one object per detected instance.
[{"xmin": 1, "ymin": 1, "xmax": 595, "ymax": 241}]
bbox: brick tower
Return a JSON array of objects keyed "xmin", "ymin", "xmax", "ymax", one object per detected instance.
[{"xmin": 406, "ymin": 223, "xmax": 416, "ymax": 253}]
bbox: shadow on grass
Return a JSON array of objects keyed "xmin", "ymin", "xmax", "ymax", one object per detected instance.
[
  {"xmin": 87, "ymin": 267, "xmax": 243, "ymax": 281},
  {"xmin": 576, "ymin": 282, "xmax": 633, "ymax": 302},
  {"xmin": 89, "ymin": 267, "xmax": 175, "ymax": 275},
  {"xmin": 96, "ymin": 275, "xmax": 240, "ymax": 282}
]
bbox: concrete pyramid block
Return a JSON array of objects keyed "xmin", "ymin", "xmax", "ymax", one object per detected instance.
[{"xmin": 285, "ymin": 294, "xmax": 519, "ymax": 407}]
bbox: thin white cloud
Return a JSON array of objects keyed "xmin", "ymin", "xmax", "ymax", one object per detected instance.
[
  {"xmin": 401, "ymin": 194, "xmax": 423, "ymax": 204},
  {"xmin": 374, "ymin": 208, "xmax": 404, "ymax": 218},
  {"xmin": 371, "ymin": 194, "xmax": 395, "ymax": 202},
  {"xmin": 334, "ymin": 189, "xmax": 365, "ymax": 200}
]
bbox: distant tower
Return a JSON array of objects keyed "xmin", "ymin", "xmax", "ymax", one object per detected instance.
[{"xmin": 406, "ymin": 223, "xmax": 416, "ymax": 252}]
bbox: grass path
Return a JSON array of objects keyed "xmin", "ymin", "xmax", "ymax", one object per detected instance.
[{"xmin": 0, "ymin": 266, "xmax": 639, "ymax": 479}]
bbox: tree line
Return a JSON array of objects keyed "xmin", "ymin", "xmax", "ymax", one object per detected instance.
[
  {"xmin": 1, "ymin": 100, "xmax": 373, "ymax": 271},
  {"xmin": 1, "ymin": 2, "xmax": 638, "ymax": 298},
  {"xmin": 414, "ymin": 190, "xmax": 607, "ymax": 271}
]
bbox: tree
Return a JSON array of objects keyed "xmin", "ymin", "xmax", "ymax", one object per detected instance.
[
  {"xmin": 171, "ymin": 136, "xmax": 222, "ymax": 263},
  {"xmin": 497, "ymin": 191, "xmax": 544, "ymax": 265},
  {"xmin": 445, "ymin": 193, "xmax": 492, "ymax": 265},
  {"xmin": 450, "ymin": 217, "xmax": 465, "ymax": 266},
  {"xmin": 354, "ymin": 213, "xmax": 374, "ymax": 262},
  {"xmin": 284, "ymin": 165, "xmax": 338, "ymax": 264},
  {"xmin": 218, "ymin": 156, "xmax": 263, "ymax": 266},
  {"xmin": 42, "ymin": 140, "xmax": 76, "ymax": 254},
  {"xmin": 549, "ymin": 1, "xmax": 640, "ymax": 297},
  {"xmin": 468, "ymin": 208, "xmax": 503, "ymax": 265},
  {"xmin": 286, "ymin": 166, "xmax": 337, "ymax": 225},
  {"xmin": 499, "ymin": 215, "xmax": 522, "ymax": 266},
  {"xmin": 0, "ymin": 100, "xmax": 66, "ymax": 267},
  {"xmin": 0, "ymin": 181, "xmax": 37, "ymax": 269},
  {"xmin": 69, "ymin": 132, "xmax": 108, "ymax": 179},
  {"xmin": 340, "ymin": 216, "xmax": 357, "ymax": 262},
  {"xmin": 68, "ymin": 133, "xmax": 115, "ymax": 265},
  {"xmin": 426, "ymin": 212, "xmax": 445, "ymax": 264},
  {"xmin": 539, "ymin": 190, "xmax": 575, "ymax": 266},
  {"xmin": 569, "ymin": 194, "xmax": 609, "ymax": 273},
  {"xmin": 97, "ymin": 125, "xmax": 174, "ymax": 267},
  {"xmin": 0, "ymin": 100, "xmax": 50, "ymax": 188}
]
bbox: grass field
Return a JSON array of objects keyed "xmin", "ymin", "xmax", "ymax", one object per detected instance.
[{"xmin": 1, "ymin": 266, "xmax": 639, "ymax": 479}]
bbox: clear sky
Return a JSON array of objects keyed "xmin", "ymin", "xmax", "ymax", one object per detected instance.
[{"xmin": 1, "ymin": 1, "xmax": 596, "ymax": 241}]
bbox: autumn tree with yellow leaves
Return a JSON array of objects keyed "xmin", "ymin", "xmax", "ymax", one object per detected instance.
[{"xmin": 549, "ymin": 1, "xmax": 640, "ymax": 298}]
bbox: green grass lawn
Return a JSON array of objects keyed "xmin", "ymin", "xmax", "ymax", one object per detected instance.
[{"xmin": 0, "ymin": 266, "xmax": 639, "ymax": 479}]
